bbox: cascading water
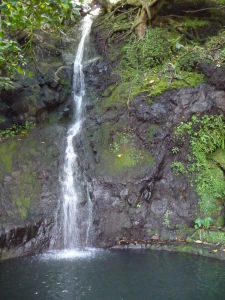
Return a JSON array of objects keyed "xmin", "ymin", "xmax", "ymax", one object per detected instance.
[{"xmin": 61, "ymin": 14, "xmax": 93, "ymax": 250}]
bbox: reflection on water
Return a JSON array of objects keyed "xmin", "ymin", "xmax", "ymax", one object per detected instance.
[{"xmin": 0, "ymin": 250, "xmax": 225, "ymax": 300}]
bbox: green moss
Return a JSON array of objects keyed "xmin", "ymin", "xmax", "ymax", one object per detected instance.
[
  {"xmin": 111, "ymin": 131, "xmax": 153, "ymax": 171},
  {"xmin": 15, "ymin": 195, "xmax": 31, "ymax": 219},
  {"xmin": 0, "ymin": 141, "xmax": 17, "ymax": 173},
  {"xmin": 182, "ymin": 17, "xmax": 209, "ymax": 28},
  {"xmin": 147, "ymin": 229, "xmax": 156, "ymax": 237},
  {"xmin": 113, "ymin": 146, "xmax": 143, "ymax": 169},
  {"xmin": 147, "ymin": 72, "xmax": 204, "ymax": 99},
  {"xmin": 121, "ymin": 28, "xmax": 173, "ymax": 72},
  {"xmin": 199, "ymin": 161, "xmax": 225, "ymax": 216},
  {"xmin": 12, "ymin": 169, "xmax": 41, "ymax": 220},
  {"xmin": 211, "ymin": 149, "xmax": 225, "ymax": 169},
  {"xmin": 214, "ymin": 215, "xmax": 225, "ymax": 227},
  {"xmin": 205, "ymin": 30, "xmax": 225, "ymax": 66},
  {"xmin": 176, "ymin": 244, "xmax": 209, "ymax": 256},
  {"xmin": 147, "ymin": 125, "xmax": 156, "ymax": 141},
  {"xmin": 100, "ymin": 82, "xmax": 130, "ymax": 109},
  {"xmin": 173, "ymin": 115, "xmax": 225, "ymax": 218},
  {"xmin": 189, "ymin": 229, "xmax": 225, "ymax": 245},
  {"xmin": 0, "ymin": 114, "xmax": 7, "ymax": 123},
  {"xmin": 96, "ymin": 127, "xmax": 153, "ymax": 177}
]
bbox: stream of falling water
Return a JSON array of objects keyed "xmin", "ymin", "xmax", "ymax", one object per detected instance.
[{"xmin": 61, "ymin": 14, "xmax": 93, "ymax": 250}]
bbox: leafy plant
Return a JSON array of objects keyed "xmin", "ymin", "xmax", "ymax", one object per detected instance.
[
  {"xmin": 0, "ymin": 0, "xmax": 80, "ymax": 89},
  {"xmin": 171, "ymin": 161, "xmax": 186, "ymax": 175},
  {"xmin": 173, "ymin": 115, "xmax": 225, "ymax": 218},
  {"xmin": 163, "ymin": 210, "xmax": 171, "ymax": 228},
  {"xmin": 172, "ymin": 147, "xmax": 180, "ymax": 154},
  {"xmin": 0, "ymin": 121, "xmax": 35, "ymax": 140},
  {"xmin": 121, "ymin": 28, "xmax": 173, "ymax": 72},
  {"xmin": 194, "ymin": 217, "xmax": 213, "ymax": 229}
]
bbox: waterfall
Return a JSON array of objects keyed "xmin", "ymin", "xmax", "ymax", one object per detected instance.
[{"xmin": 61, "ymin": 14, "xmax": 93, "ymax": 249}]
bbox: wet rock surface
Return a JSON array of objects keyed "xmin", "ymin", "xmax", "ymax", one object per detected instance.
[
  {"xmin": 0, "ymin": 123, "xmax": 66, "ymax": 259},
  {"xmin": 1, "ymin": 16, "xmax": 225, "ymax": 259},
  {"xmin": 79, "ymin": 31, "xmax": 225, "ymax": 247},
  {"xmin": 0, "ymin": 28, "xmax": 77, "ymax": 259},
  {"xmin": 0, "ymin": 30, "xmax": 74, "ymax": 129}
]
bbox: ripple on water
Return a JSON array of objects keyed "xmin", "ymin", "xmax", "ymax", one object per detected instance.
[{"xmin": 39, "ymin": 248, "xmax": 102, "ymax": 260}]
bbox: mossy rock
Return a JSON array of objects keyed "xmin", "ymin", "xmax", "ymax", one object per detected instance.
[
  {"xmin": 211, "ymin": 149, "xmax": 225, "ymax": 170},
  {"xmin": 100, "ymin": 82, "xmax": 130, "ymax": 109},
  {"xmin": 0, "ymin": 140, "xmax": 17, "ymax": 174},
  {"xmin": 12, "ymin": 169, "xmax": 41, "ymax": 220},
  {"xmin": 213, "ymin": 215, "xmax": 225, "ymax": 227},
  {"xmin": 94, "ymin": 126, "xmax": 154, "ymax": 178},
  {"xmin": 147, "ymin": 72, "xmax": 205, "ymax": 100}
]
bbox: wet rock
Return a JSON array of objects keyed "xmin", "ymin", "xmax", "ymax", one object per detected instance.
[
  {"xmin": 0, "ymin": 29, "xmax": 73, "ymax": 125},
  {"xmin": 0, "ymin": 120, "xmax": 66, "ymax": 260},
  {"xmin": 78, "ymin": 33, "xmax": 225, "ymax": 247}
]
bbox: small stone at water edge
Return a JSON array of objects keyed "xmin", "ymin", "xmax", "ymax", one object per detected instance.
[{"xmin": 195, "ymin": 240, "xmax": 202, "ymax": 244}]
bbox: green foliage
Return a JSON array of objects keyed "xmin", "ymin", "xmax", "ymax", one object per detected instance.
[
  {"xmin": 194, "ymin": 217, "xmax": 213, "ymax": 229},
  {"xmin": 111, "ymin": 132, "xmax": 144, "ymax": 168},
  {"xmin": 171, "ymin": 161, "xmax": 185, "ymax": 174},
  {"xmin": 147, "ymin": 125, "xmax": 156, "ymax": 141},
  {"xmin": 181, "ymin": 17, "xmax": 209, "ymax": 28},
  {"xmin": 0, "ymin": 121, "xmax": 35, "ymax": 140},
  {"xmin": 96, "ymin": 126, "xmax": 154, "ymax": 177},
  {"xmin": 117, "ymin": 26, "xmax": 205, "ymax": 103},
  {"xmin": 173, "ymin": 115, "xmax": 225, "ymax": 218},
  {"xmin": 0, "ymin": 0, "xmax": 80, "ymax": 89},
  {"xmin": 205, "ymin": 30, "xmax": 225, "ymax": 66},
  {"xmin": 189, "ymin": 229, "xmax": 225, "ymax": 245},
  {"xmin": 145, "ymin": 71, "xmax": 204, "ymax": 99},
  {"xmin": 101, "ymin": 83, "xmax": 130, "ymax": 109},
  {"xmin": 163, "ymin": 210, "xmax": 171, "ymax": 228},
  {"xmin": 172, "ymin": 147, "xmax": 179, "ymax": 155},
  {"xmin": 177, "ymin": 46, "xmax": 209, "ymax": 71},
  {"xmin": 121, "ymin": 28, "xmax": 172, "ymax": 71},
  {"xmin": 111, "ymin": 132, "xmax": 131, "ymax": 153}
]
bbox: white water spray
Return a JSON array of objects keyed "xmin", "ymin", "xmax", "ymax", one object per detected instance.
[{"xmin": 61, "ymin": 14, "xmax": 93, "ymax": 249}]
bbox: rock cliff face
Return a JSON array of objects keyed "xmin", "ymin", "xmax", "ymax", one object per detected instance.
[
  {"xmin": 82, "ymin": 64, "xmax": 225, "ymax": 246},
  {"xmin": 1, "ymin": 9, "xmax": 225, "ymax": 259},
  {"xmin": 0, "ymin": 27, "xmax": 78, "ymax": 259},
  {"xmin": 78, "ymin": 25, "xmax": 225, "ymax": 247}
]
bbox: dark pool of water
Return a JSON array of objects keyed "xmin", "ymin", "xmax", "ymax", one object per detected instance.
[{"xmin": 0, "ymin": 249, "xmax": 225, "ymax": 300}]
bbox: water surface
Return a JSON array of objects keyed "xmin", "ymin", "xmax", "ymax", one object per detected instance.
[{"xmin": 0, "ymin": 250, "xmax": 225, "ymax": 300}]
